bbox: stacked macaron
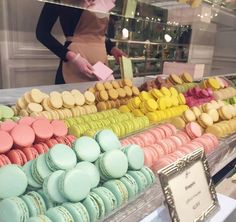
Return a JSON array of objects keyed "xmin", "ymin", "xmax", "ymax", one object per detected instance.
[
  {"xmin": 170, "ymin": 100, "xmax": 236, "ymax": 138},
  {"xmin": 139, "ymin": 73, "xmax": 197, "ymax": 92},
  {"xmin": 184, "ymin": 86, "xmax": 215, "ymax": 107},
  {"xmin": 0, "ymin": 105, "xmax": 20, "ymax": 122},
  {"xmin": 0, "ymin": 117, "xmax": 76, "ymax": 167},
  {"xmin": 13, "ymin": 88, "xmax": 97, "ymax": 120},
  {"xmin": 119, "ymin": 87, "xmax": 189, "ymax": 122},
  {"xmin": 91, "ymin": 78, "xmax": 140, "ymax": 112},
  {"xmin": 0, "ymin": 129, "xmax": 155, "ymax": 222},
  {"xmin": 213, "ymin": 87, "xmax": 236, "ymax": 101},
  {"xmin": 121, "ymin": 123, "xmax": 219, "ymax": 171},
  {"xmin": 201, "ymin": 77, "xmax": 229, "ymax": 91},
  {"xmin": 66, "ymin": 109, "xmax": 150, "ymax": 138}
]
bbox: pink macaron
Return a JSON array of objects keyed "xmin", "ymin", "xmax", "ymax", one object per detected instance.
[
  {"xmin": 18, "ymin": 117, "xmax": 36, "ymax": 126},
  {"xmin": 33, "ymin": 143, "xmax": 48, "ymax": 154},
  {"xmin": 185, "ymin": 122, "xmax": 202, "ymax": 139},
  {"xmin": 22, "ymin": 147, "xmax": 39, "ymax": 161},
  {"xmin": 175, "ymin": 131, "xmax": 191, "ymax": 144},
  {"xmin": 54, "ymin": 137, "xmax": 66, "ymax": 145},
  {"xmin": 32, "ymin": 119, "xmax": 53, "ymax": 142},
  {"xmin": 0, "ymin": 154, "xmax": 11, "ymax": 166},
  {"xmin": 10, "ymin": 124, "xmax": 35, "ymax": 147},
  {"xmin": 51, "ymin": 120, "xmax": 68, "ymax": 137},
  {"xmin": 0, "ymin": 120, "xmax": 17, "ymax": 133},
  {"xmin": 45, "ymin": 138, "xmax": 58, "ymax": 148},
  {"xmin": 143, "ymin": 148, "xmax": 153, "ymax": 167},
  {"xmin": 66, "ymin": 135, "xmax": 76, "ymax": 144},
  {"xmin": 0, "ymin": 130, "xmax": 14, "ymax": 154},
  {"xmin": 7, "ymin": 149, "xmax": 27, "ymax": 166},
  {"xmin": 158, "ymin": 125, "xmax": 173, "ymax": 138}
]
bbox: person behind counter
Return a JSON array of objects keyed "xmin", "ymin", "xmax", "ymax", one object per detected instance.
[{"xmin": 36, "ymin": 0, "xmax": 126, "ymax": 84}]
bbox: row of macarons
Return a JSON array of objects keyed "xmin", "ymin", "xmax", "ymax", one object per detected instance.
[
  {"xmin": 66, "ymin": 109, "xmax": 150, "ymax": 138},
  {"xmin": 122, "ymin": 122, "xmax": 219, "ymax": 169},
  {"xmin": 0, "ymin": 134, "xmax": 75, "ymax": 168},
  {"xmin": 0, "ymin": 164, "xmax": 155, "ymax": 222},
  {"xmin": 0, "ymin": 117, "xmax": 68, "ymax": 154}
]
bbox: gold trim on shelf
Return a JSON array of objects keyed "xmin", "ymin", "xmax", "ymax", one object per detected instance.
[{"xmin": 158, "ymin": 148, "xmax": 219, "ymax": 222}]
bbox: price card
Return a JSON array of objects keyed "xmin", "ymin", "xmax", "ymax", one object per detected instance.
[{"xmin": 158, "ymin": 149, "xmax": 219, "ymax": 222}]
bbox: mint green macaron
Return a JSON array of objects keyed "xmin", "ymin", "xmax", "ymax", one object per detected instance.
[
  {"xmin": 37, "ymin": 189, "xmax": 56, "ymax": 209},
  {"xmin": 21, "ymin": 191, "xmax": 46, "ymax": 217},
  {"xmin": 0, "ymin": 164, "xmax": 28, "ymax": 199},
  {"xmin": 122, "ymin": 145, "xmax": 144, "ymax": 170},
  {"xmin": 92, "ymin": 186, "xmax": 117, "ymax": 214},
  {"xmin": 140, "ymin": 166, "xmax": 156, "ymax": 186},
  {"xmin": 97, "ymin": 149, "xmax": 128, "ymax": 179},
  {"xmin": 27, "ymin": 215, "xmax": 52, "ymax": 222},
  {"xmin": 46, "ymin": 206, "xmax": 74, "ymax": 222},
  {"xmin": 76, "ymin": 161, "xmax": 100, "ymax": 188},
  {"xmin": 43, "ymin": 170, "xmax": 67, "ymax": 204},
  {"xmin": 46, "ymin": 144, "xmax": 77, "ymax": 171},
  {"xmin": 82, "ymin": 192, "xmax": 105, "ymax": 222},
  {"xmin": 23, "ymin": 161, "xmax": 41, "ymax": 189},
  {"xmin": 62, "ymin": 202, "xmax": 90, "ymax": 222},
  {"xmin": 31, "ymin": 154, "xmax": 53, "ymax": 185},
  {"xmin": 0, "ymin": 197, "xmax": 29, "ymax": 222},
  {"xmin": 58, "ymin": 168, "xmax": 91, "ymax": 202},
  {"xmin": 95, "ymin": 129, "xmax": 121, "ymax": 152},
  {"xmin": 0, "ymin": 105, "xmax": 14, "ymax": 119},
  {"xmin": 103, "ymin": 180, "xmax": 129, "ymax": 206},
  {"xmin": 127, "ymin": 171, "xmax": 148, "ymax": 192},
  {"xmin": 72, "ymin": 137, "xmax": 101, "ymax": 162},
  {"xmin": 120, "ymin": 174, "xmax": 139, "ymax": 199}
]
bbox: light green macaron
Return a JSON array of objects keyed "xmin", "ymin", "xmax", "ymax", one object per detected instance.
[
  {"xmin": 127, "ymin": 171, "xmax": 148, "ymax": 192},
  {"xmin": 120, "ymin": 174, "xmax": 139, "ymax": 199},
  {"xmin": 27, "ymin": 215, "xmax": 52, "ymax": 222},
  {"xmin": 46, "ymin": 206, "xmax": 74, "ymax": 222}
]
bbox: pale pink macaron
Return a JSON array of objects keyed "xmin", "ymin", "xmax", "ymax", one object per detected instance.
[
  {"xmin": 0, "ymin": 130, "xmax": 14, "ymax": 154},
  {"xmin": 10, "ymin": 124, "xmax": 35, "ymax": 147},
  {"xmin": 165, "ymin": 138, "xmax": 177, "ymax": 153},
  {"xmin": 202, "ymin": 133, "xmax": 219, "ymax": 149},
  {"xmin": 157, "ymin": 140, "xmax": 171, "ymax": 154},
  {"xmin": 7, "ymin": 149, "xmax": 27, "ymax": 166},
  {"xmin": 0, "ymin": 120, "xmax": 17, "ymax": 133},
  {"xmin": 199, "ymin": 135, "xmax": 215, "ymax": 153},
  {"xmin": 152, "ymin": 158, "xmax": 172, "ymax": 172},
  {"xmin": 22, "ymin": 147, "xmax": 39, "ymax": 161},
  {"xmin": 151, "ymin": 127, "xmax": 166, "ymax": 140},
  {"xmin": 143, "ymin": 148, "xmax": 154, "ymax": 167},
  {"xmin": 169, "ymin": 136, "xmax": 183, "ymax": 149},
  {"xmin": 66, "ymin": 135, "xmax": 76, "ymax": 144},
  {"xmin": 185, "ymin": 122, "xmax": 202, "ymax": 139},
  {"xmin": 148, "ymin": 145, "xmax": 159, "ymax": 162},
  {"xmin": 165, "ymin": 123, "xmax": 177, "ymax": 135},
  {"xmin": 45, "ymin": 138, "xmax": 58, "ymax": 148},
  {"xmin": 192, "ymin": 137, "xmax": 211, "ymax": 153},
  {"xmin": 139, "ymin": 133, "xmax": 154, "ymax": 147},
  {"xmin": 51, "ymin": 120, "xmax": 68, "ymax": 137},
  {"xmin": 18, "ymin": 117, "xmax": 36, "ymax": 126},
  {"xmin": 132, "ymin": 136, "xmax": 145, "ymax": 147},
  {"xmin": 158, "ymin": 124, "xmax": 174, "ymax": 138},
  {"xmin": 178, "ymin": 146, "xmax": 192, "ymax": 154},
  {"xmin": 152, "ymin": 144, "xmax": 165, "ymax": 159},
  {"xmin": 32, "ymin": 119, "xmax": 53, "ymax": 142},
  {"xmin": 175, "ymin": 132, "xmax": 191, "ymax": 144},
  {"xmin": 0, "ymin": 154, "xmax": 11, "ymax": 166}
]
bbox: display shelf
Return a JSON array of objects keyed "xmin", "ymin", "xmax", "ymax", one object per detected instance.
[{"xmin": 103, "ymin": 133, "xmax": 236, "ymax": 222}]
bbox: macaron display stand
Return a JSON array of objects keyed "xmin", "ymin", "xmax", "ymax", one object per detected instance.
[{"xmin": 0, "ymin": 75, "xmax": 236, "ymax": 222}]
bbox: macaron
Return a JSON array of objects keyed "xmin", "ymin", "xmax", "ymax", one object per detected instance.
[
  {"xmin": 58, "ymin": 168, "xmax": 91, "ymax": 202},
  {"xmin": 43, "ymin": 170, "xmax": 68, "ymax": 204},
  {"xmin": 37, "ymin": 189, "xmax": 56, "ymax": 210},
  {"xmin": 82, "ymin": 192, "xmax": 105, "ymax": 222},
  {"xmin": 10, "ymin": 124, "xmax": 35, "ymax": 147},
  {"xmin": 46, "ymin": 206, "xmax": 74, "ymax": 222},
  {"xmin": 185, "ymin": 122, "xmax": 202, "ymax": 139},
  {"xmin": 62, "ymin": 202, "xmax": 90, "ymax": 222},
  {"xmin": 76, "ymin": 161, "xmax": 100, "ymax": 188},
  {"xmin": 140, "ymin": 166, "xmax": 156, "ymax": 186},
  {"xmin": 0, "ymin": 197, "xmax": 29, "ymax": 222},
  {"xmin": 95, "ymin": 129, "xmax": 121, "ymax": 152},
  {"xmin": 21, "ymin": 191, "xmax": 46, "ymax": 217},
  {"xmin": 0, "ymin": 164, "xmax": 28, "ymax": 199},
  {"xmin": 96, "ymin": 149, "xmax": 128, "ymax": 179},
  {"xmin": 122, "ymin": 145, "xmax": 144, "ymax": 170},
  {"xmin": 120, "ymin": 174, "xmax": 139, "ymax": 199},
  {"xmin": 92, "ymin": 186, "xmax": 117, "ymax": 215},
  {"xmin": 27, "ymin": 215, "xmax": 52, "ymax": 222},
  {"xmin": 127, "ymin": 170, "xmax": 148, "ymax": 192},
  {"xmin": 22, "ymin": 147, "xmax": 39, "ymax": 161},
  {"xmin": 0, "ymin": 130, "xmax": 13, "ymax": 154},
  {"xmin": 0, "ymin": 154, "xmax": 11, "ymax": 167},
  {"xmin": 0, "ymin": 105, "xmax": 14, "ymax": 119},
  {"xmin": 23, "ymin": 160, "xmax": 41, "ymax": 189},
  {"xmin": 7, "ymin": 149, "xmax": 27, "ymax": 166},
  {"xmin": 0, "ymin": 120, "xmax": 17, "ymax": 132},
  {"xmin": 72, "ymin": 137, "xmax": 100, "ymax": 162},
  {"xmin": 31, "ymin": 154, "xmax": 53, "ymax": 185},
  {"xmin": 51, "ymin": 120, "xmax": 68, "ymax": 137},
  {"xmin": 32, "ymin": 119, "xmax": 53, "ymax": 142},
  {"xmin": 103, "ymin": 180, "xmax": 129, "ymax": 206},
  {"xmin": 46, "ymin": 144, "xmax": 77, "ymax": 171}
]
